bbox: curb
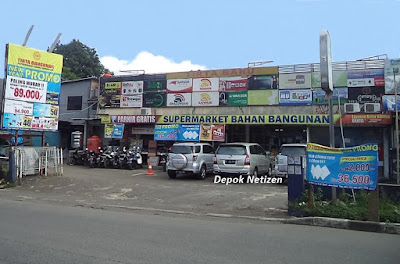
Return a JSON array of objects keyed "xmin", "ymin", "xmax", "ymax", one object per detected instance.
[{"xmin": 283, "ymin": 217, "xmax": 400, "ymax": 235}]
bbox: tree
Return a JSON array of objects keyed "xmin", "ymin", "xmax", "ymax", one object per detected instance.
[{"xmin": 53, "ymin": 39, "xmax": 111, "ymax": 81}]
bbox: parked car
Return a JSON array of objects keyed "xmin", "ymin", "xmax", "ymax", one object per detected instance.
[
  {"xmin": 213, "ymin": 143, "xmax": 272, "ymax": 178},
  {"xmin": 273, "ymin": 143, "xmax": 307, "ymax": 179},
  {"xmin": 166, "ymin": 142, "xmax": 215, "ymax": 180}
]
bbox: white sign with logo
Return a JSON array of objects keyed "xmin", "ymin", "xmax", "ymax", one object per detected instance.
[
  {"xmin": 4, "ymin": 99, "xmax": 33, "ymax": 115},
  {"xmin": 166, "ymin": 93, "xmax": 192, "ymax": 107},
  {"xmin": 192, "ymin": 92, "xmax": 219, "ymax": 106},
  {"xmin": 121, "ymin": 81, "xmax": 143, "ymax": 95},
  {"xmin": 167, "ymin": 79, "xmax": 193, "ymax": 93},
  {"xmin": 120, "ymin": 95, "xmax": 143, "ymax": 107},
  {"xmin": 193, "ymin": 77, "xmax": 219, "ymax": 92},
  {"xmin": 279, "ymin": 73, "xmax": 312, "ymax": 89}
]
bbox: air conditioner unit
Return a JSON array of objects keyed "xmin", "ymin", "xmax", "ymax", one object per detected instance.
[
  {"xmin": 364, "ymin": 103, "xmax": 381, "ymax": 113},
  {"xmin": 140, "ymin": 108, "xmax": 152, "ymax": 115},
  {"xmin": 344, "ymin": 103, "xmax": 361, "ymax": 113}
]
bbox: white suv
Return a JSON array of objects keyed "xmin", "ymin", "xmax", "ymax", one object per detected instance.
[{"xmin": 166, "ymin": 142, "xmax": 215, "ymax": 180}]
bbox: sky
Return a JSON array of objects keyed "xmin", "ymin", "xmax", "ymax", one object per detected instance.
[{"xmin": 0, "ymin": 0, "xmax": 399, "ymax": 77}]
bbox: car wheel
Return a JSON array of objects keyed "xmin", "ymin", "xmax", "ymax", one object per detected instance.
[
  {"xmin": 197, "ymin": 165, "xmax": 206, "ymax": 180},
  {"xmin": 267, "ymin": 165, "xmax": 272, "ymax": 177},
  {"xmin": 168, "ymin": 170, "xmax": 177, "ymax": 179},
  {"xmin": 253, "ymin": 167, "xmax": 258, "ymax": 178}
]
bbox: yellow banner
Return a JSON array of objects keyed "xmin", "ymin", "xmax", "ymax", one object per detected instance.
[
  {"xmin": 157, "ymin": 114, "xmax": 340, "ymax": 125},
  {"xmin": 166, "ymin": 66, "xmax": 278, "ymax": 79},
  {"xmin": 105, "ymin": 82, "xmax": 121, "ymax": 89},
  {"xmin": 101, "ymin": 115, "xmax": 111, "ymax": 123},
  {"xmin": 8, "ymin": 43, "xmax": 63, "ymax": 74}
]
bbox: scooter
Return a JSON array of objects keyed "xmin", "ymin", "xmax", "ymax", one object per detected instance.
[{"xmin": 130, "ymin": 146, "xmax": 143, "ymax": 169}]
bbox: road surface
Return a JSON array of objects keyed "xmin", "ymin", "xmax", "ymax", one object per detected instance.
[{"xmin": 0, "ymin": 200, "xmax": 398, "ymax": 264}]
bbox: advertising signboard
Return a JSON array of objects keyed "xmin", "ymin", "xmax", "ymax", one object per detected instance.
[
  {"xmin": 347, "ymin": 86, "xmax": 384, "ymax": 104},
  {"xmin": 247, "ymin": 90, "xmax": 278, "ymax": 105},
  {"xmin": 311, "ymin": 71, "xmax": 347, "ymax": 88},
  {"xmin": 144, "ymin": 80, "xmax": 167, "ymax": 92},
  {"xmin": 104, "ymin": 123, "xmax": 125, "ymax": 139},
  {"xmin": 384, "ymin": 59, "xmax": 400, "ymax": 94},
  {"xmin": 200, "ymin": 124, "xmax": 225, "ymax": 141},
  {"xmin": 120, "ymin": 95, "xmax": 143, "ymax": 108},
  {"xmin": 219, "ymin": 76, "xmax": 248, "ymax": 91},
  {"xmin": 347, "ymin": 69, "xmax": 384, "ymax": 87},
  {"xmin": 382, "ymin": 95, "xmax": 400, "ymax": 111},
  {"xmin": 142, "ymin": 92, "xmax": 166, "ymax": 107},
  {"xmin": 167, "ymin": 79, "xmax": 192, "ymax": 93},
  {"xmin": 3, "ymin": 43, "xmax": 63, "ymax": 131},
  {"xmin": 192, "ymin": 77, "xmax": 219, "ymax": 92},
  {"xmin": 307, "ymin": 143, "xmax": 378, "ymax": 190},
  {"xmin": 279, "ymin": 73, "xmax": 311, "ymax": 89},
  {"xmin": 166, "ymin": 93, "xmax": 192, "ymax": 107},
  {"xmin": 312, "ymin": 87, "xmax": 348, "ymax": 105},
  {"xmin": 154, "ymin": 124, "xmax": 200, "ymax": 141},
  {"xmin": 192, "ymin": 92, "xmax": 219, "ymax": 106},
  {"xmin": 279, "ymin": 89, "xmax": 312, "ymax": 105},
  {"xmin": 248, "ymin": 75, "xmax": 278, "ymax": 90},
  {"xmin": 121, "ymin": 81, "xmax": 143, "ymax": 95},
  {"xmin": 227, "ymin": 91, "xmax": 248, "ymax": 106}
]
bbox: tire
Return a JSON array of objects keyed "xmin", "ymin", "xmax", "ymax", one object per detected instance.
[
  {"xmin": 104, "ymin": 159, "xmax": 110, "ymax": 168},
  {"xmin": 197, "ymin": 165, "xmax": 207, "ymax": 180},
  {"xmin": 127, "ymin": 163, "xmax": 133, "ymax": 170},
  {"xmin": 68, "ymin": 158, "xmax": 76, "ymax": 166},
  {"xmin": 253, "ymin": 167, "xmax": 258, "ymax": 178},
  {"xmin": 267, "ymin": 165, "xmax": 272, "ymax": 177},
  {"xmin": 168, "ymin": 170, "xmax": 177, "ymax": 179}
]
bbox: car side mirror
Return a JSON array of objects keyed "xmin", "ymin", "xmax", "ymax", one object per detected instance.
[{"xmin": 265, "ymin": 151, "xmax": 271, "ymax": 156}]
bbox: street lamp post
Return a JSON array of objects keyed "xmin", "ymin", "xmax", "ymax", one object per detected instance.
[{"xmin": 394, "ymin": 68, "xmax": 399, "ymax": 184}]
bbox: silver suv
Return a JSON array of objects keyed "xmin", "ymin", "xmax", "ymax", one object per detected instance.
[
  {"xmin": 167, "ymin": 142, "xmax": 215, "ymax": 180},
  {"xmin": 213, "ymin": 143, "xmax": 272, "ymax": 178}
]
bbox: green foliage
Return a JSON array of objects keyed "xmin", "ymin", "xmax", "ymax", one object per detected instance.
[
  {"xmin": 294, "ymin": 188, "xmax": 400, "ymax": 223},
  {"xmin": 53, "ymin": 39, "xmax": 111, "ymax": 81}
]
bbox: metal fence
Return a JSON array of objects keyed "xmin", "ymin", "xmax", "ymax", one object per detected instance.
[{"xmin": 13, "ymin": 146, "xmax": 63, "ymax": 183}]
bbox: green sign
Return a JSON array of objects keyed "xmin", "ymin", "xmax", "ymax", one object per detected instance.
[
  {"xmin": 228, "ymin": 91, "xmax": 247, "ymax": 106},
  {"xmin": 248, "ymin": 90, "xmax": 279, "ymax": 105}
]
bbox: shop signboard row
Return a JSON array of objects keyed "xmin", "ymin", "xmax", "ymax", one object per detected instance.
[
  {"xmin": 154, "ymin": 124, "xmax": 225, "ymax": 142},
  {"xmin": 307, "ymin": 143, "xmax": 378, "ymax": 190},
  {"xmin": 2, "ymin": 43, "xmax": 63, "ymax": 131}
]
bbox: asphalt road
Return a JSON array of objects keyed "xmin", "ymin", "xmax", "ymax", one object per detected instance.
[
  {"xmin": 0, "ymin": 200, "xmax": 398, "ymax": 264},
  {"xmin": 0, "ymin": 164, "xmax": 288, "ymax": 218}
]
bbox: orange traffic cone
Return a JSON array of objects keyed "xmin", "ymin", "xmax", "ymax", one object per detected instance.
[{"xmin": 146, "ymin": 161, "xmax": 154, "ymax": 175}]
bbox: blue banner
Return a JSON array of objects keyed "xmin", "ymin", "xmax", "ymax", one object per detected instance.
[
  {"xmin": 154, "ymin": 124, "xmax": 179, "ymax": 141},
  {"xmin": 177, "ymin": 124, "xmax": 200, "ymax": 141},
  {"xmin": 306, "ymin": 143, "xmax": 378, "ymax": 190},
  {"xmin": 112, "ymin": 124, "xmax": 125, "ymax": 139}
]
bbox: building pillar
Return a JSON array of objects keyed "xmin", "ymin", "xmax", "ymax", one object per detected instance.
[{"xmin": 245, "ymin": 125, "xmax": 250, "ymax": 142}]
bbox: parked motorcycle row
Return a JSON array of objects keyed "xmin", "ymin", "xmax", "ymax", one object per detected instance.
[{"xmin": 68, "ymin": 146, "xmax": 143, "ymax": 170}]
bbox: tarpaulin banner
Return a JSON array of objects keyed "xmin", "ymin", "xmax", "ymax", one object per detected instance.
[{"xmin": 307, "ymin": 143, "xmax": 378, "ymax": 190}]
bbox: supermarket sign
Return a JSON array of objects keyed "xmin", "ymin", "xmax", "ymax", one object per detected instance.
[
  {"xmin": 306, "ymin": 143, "xmax": 378, "ymax": 190},
  {"xmin": 2, "ymin": 43, "xmax": 63, "ymax": 131}
]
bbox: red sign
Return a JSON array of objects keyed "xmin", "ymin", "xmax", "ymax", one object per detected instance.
[{"xmin": 340, "ymin": 114, "xmax": 392, "ymax": 125}]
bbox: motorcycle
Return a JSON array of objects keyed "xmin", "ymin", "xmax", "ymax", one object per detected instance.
[
  {"xmin": 158, "ymin": 147, "xmax": 168, "ymax": 172},
  {"xmin": 130, "ymin": 146, "xmax": 143, "ymax": 169},
  {"xmin": 68, "ymin": 149, "xmax": 88, "ymax": 165},
  {"xmin": 87, "ymin": 149, "xmax": 98, "ymax": 168}
]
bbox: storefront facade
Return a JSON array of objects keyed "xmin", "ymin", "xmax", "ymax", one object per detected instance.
[{"xmin": 98, "ymin": 61, "xmax": 394, "ymax": 179}]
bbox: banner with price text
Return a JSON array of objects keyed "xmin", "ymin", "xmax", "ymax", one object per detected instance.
[
  {"xmin": 2, "ymin": 43, "xmax": 63, "ymax": 131},
  {"xmin": 306, "ymin": 143, "xmax": 378, "ymax": 190}
]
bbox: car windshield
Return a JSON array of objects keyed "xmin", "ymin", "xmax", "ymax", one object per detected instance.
[
  {"xmin": 217, "ymin": 145, "xmax": 247, "ymax": 155},
  {"xmin": 171, "ymin": 145, "xmax": 193, "ymax": 154},
  {"xmin": 280, "ymin": 146, "xmax": 306, "ymax": 156}
]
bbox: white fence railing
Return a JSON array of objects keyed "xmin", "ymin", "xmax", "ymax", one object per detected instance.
[{"xmin": 13, "ymin": 147, "xmax": 63, "ymax": 183}]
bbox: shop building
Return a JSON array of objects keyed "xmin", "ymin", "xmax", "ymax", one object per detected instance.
[{"xmin": 98, "ymin": 59, "xmax": 395, "ymax": 179}]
